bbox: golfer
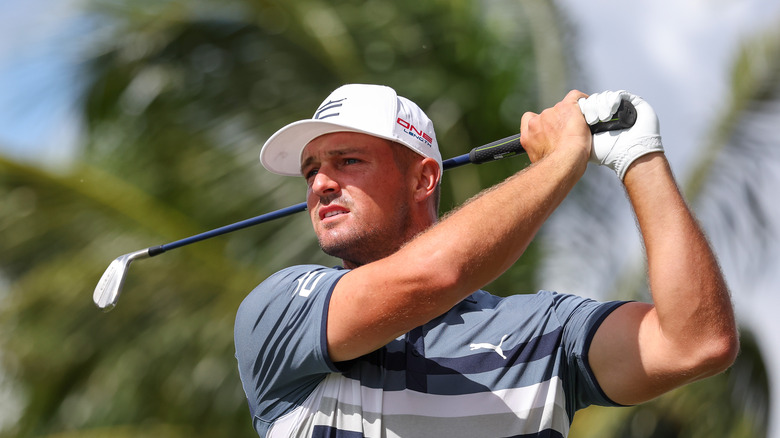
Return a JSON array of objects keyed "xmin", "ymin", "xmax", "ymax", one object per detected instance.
[{"xmin": 234, "ymin": 84, "xmax": 738, "ymax": 438}]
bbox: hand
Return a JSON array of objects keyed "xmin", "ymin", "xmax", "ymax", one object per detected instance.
[
  {"xmin": 578, "ymin": 91, "xmax": 664, "ymax": 180},
  {"xmin": 520, "ymin": 90, "xmax": 592, "ymax": 166}
]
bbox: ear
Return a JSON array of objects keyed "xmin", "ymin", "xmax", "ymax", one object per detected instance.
[{"xmin": 412, "ymin": 157, "xmax": 440, "ymax": 203}]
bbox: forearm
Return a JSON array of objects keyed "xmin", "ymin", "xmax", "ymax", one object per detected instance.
[{"xmin": 624, "ymin": 153, "xmax": 738, "ymax": 368}]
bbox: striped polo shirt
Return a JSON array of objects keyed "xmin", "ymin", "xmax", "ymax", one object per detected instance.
[{"xmin": 234, "ymin": 265, "xmax": 626, "ymax": 438}]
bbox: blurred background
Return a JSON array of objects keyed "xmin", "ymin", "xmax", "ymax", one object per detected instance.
[{"xmin": 0, "ymin": 0, "xmax": 778, "ymax": 436}]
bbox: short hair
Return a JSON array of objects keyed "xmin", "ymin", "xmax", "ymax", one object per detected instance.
[{"xmin": 389, "ymin": 141, "xmax": 441, "ymax": 215}]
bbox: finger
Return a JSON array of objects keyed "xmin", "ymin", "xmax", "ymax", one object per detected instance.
[
  {"xmin": 520, "ymin": 111, "xmax": 537, "ymax": 134},
  {"xmin": 564, "ymin": 89, "xmax": 588, "ymax": 104},
  {"xmin": 578, "ymin": 97, "xmax": 599, "ymax": 125},
  {"xmin": 597, "ymin": 90, "xmax": 623, "ymax": 121}
]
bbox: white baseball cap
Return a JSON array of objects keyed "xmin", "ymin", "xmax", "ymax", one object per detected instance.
[{"xmin": 259, "ymin": 84, "xmax": 442, "ymax": 178}]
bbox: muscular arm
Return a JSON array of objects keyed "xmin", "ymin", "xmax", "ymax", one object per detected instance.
[
  {"xmin": 588, "ymin": 153, "xmax": 739, "ymax": 405},
  {"xmin": 327, "ymin": 91, "xmax": 591, "ymax": 362}
]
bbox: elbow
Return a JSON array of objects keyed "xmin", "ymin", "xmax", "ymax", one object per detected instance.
[
  {"xmin": 696, "ymin": 329, "xmax": 740, "ymax": 377},
  {"xmin": 702, "ymin": 304, "xmax": 741, "ymax": 375},
  {"xmin": 716, "ymin": 330, "xmax": 741, "ymax": 371}
]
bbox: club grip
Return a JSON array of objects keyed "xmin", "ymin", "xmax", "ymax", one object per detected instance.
[
  {"xmin": 468, "ymin": 134, "xmax": 523, "ymax": 165},
  {"xmin": 467, "ymin": 100, "xmax": 636, "ymax": 165},
  {"xmin": 589, "ymin": 99, "xmax": 637, "ymax": 134}
]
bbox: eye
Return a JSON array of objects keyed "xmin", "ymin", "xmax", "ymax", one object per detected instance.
[
  {"xmin": 304, "ymin": 168, "xmax": 319, "ymax": 181},
  {"xmin": 344, "ymin": 158, "xmax": 360, "ymax": 165}
]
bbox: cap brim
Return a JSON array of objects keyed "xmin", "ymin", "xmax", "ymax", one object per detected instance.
[{"xmin": 259, "ymin": 120, "xmax": 398, "ymax": 176}]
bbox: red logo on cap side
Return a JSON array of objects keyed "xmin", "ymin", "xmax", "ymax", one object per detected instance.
[{"xmin": 396, "ymin": 118, "xmax": 433, "ymax": 145}]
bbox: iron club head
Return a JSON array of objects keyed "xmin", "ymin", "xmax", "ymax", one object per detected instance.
[{"xmin": 93, "ymin": 249, "xmax": 151, "ymax": 311}]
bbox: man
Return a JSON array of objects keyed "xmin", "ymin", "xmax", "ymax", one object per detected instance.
[{"xmin": 234, "ymin": 84, "xmax": 738, "ymax": 437}]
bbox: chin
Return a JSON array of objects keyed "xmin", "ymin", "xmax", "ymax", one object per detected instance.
[
  {"xmin": 319, "ymin": 235, "xmax": 375, "ymax": 265},
  {"xmin": 320, "ymin": 238, "xmax": 358, "ymax": 257}
]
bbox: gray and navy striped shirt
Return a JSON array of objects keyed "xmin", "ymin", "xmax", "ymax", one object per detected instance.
[{"xmin": 235, "ymin": 265, "xmax": 626, "ymax": 437}]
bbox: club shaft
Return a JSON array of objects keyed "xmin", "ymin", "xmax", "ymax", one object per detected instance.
[
  {"xmin": 150, "ymin": 202, "xmax": 308, "ymax": 255},
  {"xmin": 148, "ymin": 133, "xmax": 524, "ymax": 256}
]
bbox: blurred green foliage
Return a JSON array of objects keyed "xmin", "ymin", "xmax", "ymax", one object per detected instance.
[
  {"xmin": 0, "ymin": 0, "xmax": 771, "ymax": 437},
  {"xmin": 0, "ymin": 0, "xmax": 559, "ymax": 436}
]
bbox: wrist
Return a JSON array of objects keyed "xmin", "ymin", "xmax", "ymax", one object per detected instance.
[
  {"xmin": 622, "ymin": 152, "xmax": 668, "ymax": 187},
  {"xmin": 537, "ymin": 144, "xmax": 589, "ymax": 183}
]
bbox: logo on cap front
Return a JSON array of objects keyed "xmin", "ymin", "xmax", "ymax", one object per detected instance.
[
  {"xmin": 315, "ymin": 98, "xmax": 346, "ymax": 120},
  {"xmin": 396, "ymin": 118, "xmax": 433, "ymax": 147}
]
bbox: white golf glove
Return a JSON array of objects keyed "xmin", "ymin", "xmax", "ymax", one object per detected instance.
[{"xmin": 578, "ymin": 90, "xmax": 664, "ymax": 180}]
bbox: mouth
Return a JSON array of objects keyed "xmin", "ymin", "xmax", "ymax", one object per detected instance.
[
  {"xmin": 324, "ymin": 210, "xmax": 347, "ymax": 218},
  {"xmin": 319, "ymin": 205, "xmax": 350, "ymax": 222}
]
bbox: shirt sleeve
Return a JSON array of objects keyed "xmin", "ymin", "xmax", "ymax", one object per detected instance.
[
  {"xmin": 234, "ymin": 264, "xmax": 349, "ymax": 425},
  {"xmin": 550, "ymin": 292, "xmax": 629, "ymax": 410}
]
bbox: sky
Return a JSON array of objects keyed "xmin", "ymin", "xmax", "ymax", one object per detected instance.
[
  {"xmin": 2, "ymin": 0, "xmax": 780, "ymax": 434},
  {"xmin": 0, "ymin": 0, "xmax": 85, "ymax": 167}
]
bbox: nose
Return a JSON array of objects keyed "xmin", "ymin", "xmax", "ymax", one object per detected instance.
[{"xmin": 310, "ymin": 169, "xmax": 341, "ymax": 198}]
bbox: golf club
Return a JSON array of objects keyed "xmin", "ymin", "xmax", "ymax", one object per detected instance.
[{"xmin": 93, "ymin": 100, "xmax": 637, "ymax": 311}]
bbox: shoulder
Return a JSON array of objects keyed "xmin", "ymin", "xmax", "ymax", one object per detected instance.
[
  {"xmin": 234, "ymin": 265, "xmax": 349, "ymax": 375},
  {"xmin": 248, "ymin": 265, "xmax": 347, "ymax": 299},
  {"xmin": 263, "ymin": 264, "xmax": 347, "ymax": 289},
  {"xmin": 236, "ymin": 265, "xmax": 349, "ymax": 325}
]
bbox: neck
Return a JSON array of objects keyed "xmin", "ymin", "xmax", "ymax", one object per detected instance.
[{"xmin": 340, "ymin": 214, "xmax": 437, "ymax": 270}]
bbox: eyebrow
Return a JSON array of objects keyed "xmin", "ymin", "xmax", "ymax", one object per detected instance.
[{"xmin": 300, "ymin": 147, "xmax": 365, "ymax": 173}]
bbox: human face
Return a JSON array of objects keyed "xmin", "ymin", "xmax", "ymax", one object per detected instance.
[{"xmin": 301, "ymin": 132, "xmax": 415, "ymax": 268}]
